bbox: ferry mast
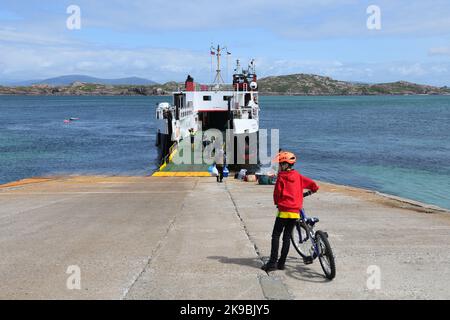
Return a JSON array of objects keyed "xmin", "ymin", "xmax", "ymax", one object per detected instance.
[{"xmin": 210, "ymin": 45, "xmax": 230, "ymax": 85}]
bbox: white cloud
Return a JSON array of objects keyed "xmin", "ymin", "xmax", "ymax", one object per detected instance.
[
  {"xmin": 388, "ymin": 63, "xmax": 426, "ymax": 77},
  {"xmin": 1, "ymin": 41, "xmax": 450, "ymax": 86},
  {"xmin": 75, "ymin": 0, "xmax": 450, "ymax": 39},
  {"xmin": 429, "ymin": 46, "xmax": 450, "ymax": 56},
  {"xmin": 5, "ymin": 0, "xmax": 445, "ymax": 40},
  {"xmin": 1, "ymin": 1, "xmax": 450, "ymax": 86},
  {"xmin": 0, "ymin": 43, "xmax": 210, "ymax": 82},
  {"xmin": 0, "ymin": 27, "xmax": 76, "ymax": 46},
  {"xmin": 82, "ymin": 0, "xmax": 358, "ymax": 32},
  {"xmin": 257, "ymin": 59, "xmax": 450, "ymax": 86}
]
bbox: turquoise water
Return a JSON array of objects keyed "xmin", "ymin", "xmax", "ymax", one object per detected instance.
[
  {"xmin": 0, "ymin": 96, "xmax": 166, "ymax": 180},
  {"xmin": 0, "ymin": 95, "xmax": 449, "ymax": 209},
  {"xmin": 261, "ymin": 95, "xmax": 450, "ymax": 209}
]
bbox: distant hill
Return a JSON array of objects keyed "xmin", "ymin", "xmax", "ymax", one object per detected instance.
[
  {"xmin": 10, "ymin": 75, "xmax": 157, "ymax": 86},
  {"xmin": 258, "ymin": 74, "xmax": 450, "ymax": 95},
  {"xmin": 1, "ymin": 73, "xmax": 449, "ymax": 96}
]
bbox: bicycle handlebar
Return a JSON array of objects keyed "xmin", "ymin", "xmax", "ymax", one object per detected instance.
[{"xmin": 303, "ymin": 190, "xmax": 314, "ymax": 197}]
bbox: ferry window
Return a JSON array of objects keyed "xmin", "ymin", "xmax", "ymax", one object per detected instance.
[
  {"xmin": 223, "ymin": 96, "xmax": 232, "ymax": 101},
  {"xmin": 203, "ymin": 95, "xmax": 211, "ymax": 101}
]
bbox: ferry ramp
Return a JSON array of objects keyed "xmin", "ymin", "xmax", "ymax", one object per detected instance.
[
  {"xmin": 153, "ymin": 140, "xmax": 212, "ymax": 177},
  {"xmin": 0, "ymin": 176, "xmax": 449, "ymax": 299}
]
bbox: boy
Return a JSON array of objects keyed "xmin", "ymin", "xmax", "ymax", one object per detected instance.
[{"xmin": 261, "ymin": 151, "xmax": 319, "ymax": 272}]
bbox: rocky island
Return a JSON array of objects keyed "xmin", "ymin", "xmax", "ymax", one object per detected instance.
[
  {"xmin": 1, "ymin": 74, "xmax": 449, "ymax": 96},
  {"xmin": 258, "ymin": 74, "xmax": 450, "ymax": 95}
]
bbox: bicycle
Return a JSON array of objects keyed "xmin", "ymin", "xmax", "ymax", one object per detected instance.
[{"xmin": 290, "ymin": 191, "xmax": 336, "ymax": 280}]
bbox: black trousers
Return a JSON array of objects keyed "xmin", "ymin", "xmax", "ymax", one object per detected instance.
[
  {"xmin": 216, "ymin": 164, "xmax": 224, "ymax": 182},
  {"xmin": 268, "ymin": 217, "xmax": 297, "ymax": 266}
]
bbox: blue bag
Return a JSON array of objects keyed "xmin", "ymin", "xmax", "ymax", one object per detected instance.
[{"xmin": 223, "ymin": 166, "xmax": 229, "ymax": 178}]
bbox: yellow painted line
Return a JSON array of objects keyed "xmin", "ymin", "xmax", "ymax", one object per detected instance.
[
  {"xmin": 152, "ymin": 172, "xmax": 211, "ymax": 177},
  {"xmin": 0, "ymin": 178, "xmax": 53, "ymax": 189},
  {"xmin": 159, "ymin": 162, "xmax": 167, "ymax": 171},
  {"xmin": 168, "ymin": 149, "xmax": 177, "ymax": 162},
  {"xmin": 156, "ymin": 146, "xmax": 178, "ymax": 172}
]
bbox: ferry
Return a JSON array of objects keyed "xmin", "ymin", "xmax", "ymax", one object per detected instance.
[{"xmin": 154, "ymin": 46, "xmax": 260, "ymax": 176}]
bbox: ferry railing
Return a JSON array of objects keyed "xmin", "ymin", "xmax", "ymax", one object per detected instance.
[{"xmin": 190, "ymin": 83, "xmax": 255, "ymax": 92}]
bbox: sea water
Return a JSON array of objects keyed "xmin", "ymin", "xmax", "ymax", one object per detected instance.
[{"xmin": 0, "ymin": 95, "xmax": 449, "ymax": 209}]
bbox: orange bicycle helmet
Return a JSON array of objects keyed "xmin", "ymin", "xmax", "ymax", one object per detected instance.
[{"xmin": 273, "ymin": 151, "xmax": 296, "ymax": 164}]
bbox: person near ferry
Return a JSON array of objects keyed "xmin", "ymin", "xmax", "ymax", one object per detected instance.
[
  {"xmin": 185, "ymin": 75, "xmax": 194, "ymax": 91},
  {"xmin": 261, "ymin": 151, "xmax": 319, "ymax": 272},
  {"xmin": 214, "ymin": 145, "xmax": 226, "ymax": 183},
  {"xmin": 189, "ymin": 128, "xmax": 195, "ymax": 151}
]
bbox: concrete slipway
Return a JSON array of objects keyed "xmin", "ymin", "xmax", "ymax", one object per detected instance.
[{"xmin": 0, "ymin": 176, "xmax": 449, "ymax": 299}]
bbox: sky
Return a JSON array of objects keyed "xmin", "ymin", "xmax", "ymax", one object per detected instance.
[{"xmin": 0, "ymin": 0, "xmax": 450, "ymax": 85}]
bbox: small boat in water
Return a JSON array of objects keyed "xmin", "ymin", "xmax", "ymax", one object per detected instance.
[{"xmin": 64, "ymin": 117, "xmax": 79, "ymax": 124}]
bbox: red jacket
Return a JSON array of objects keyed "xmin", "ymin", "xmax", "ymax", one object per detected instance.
[{"xmin": 273, "ymin": 170, "xmax": 319, "ymax": 213}]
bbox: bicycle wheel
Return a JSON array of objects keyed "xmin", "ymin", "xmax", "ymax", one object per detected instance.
[
  {"xmin": 291, "ymin": 221, "xmax": 313, "ymax": 259},
  {"xmin": 315, "ymin": 230, "xmax": 336, "ymax": 280}
]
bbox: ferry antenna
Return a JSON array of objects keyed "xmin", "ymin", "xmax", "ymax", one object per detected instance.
[{"xmin": 210, "ymin": 45, "xmax": 230, "ymax": 86}]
